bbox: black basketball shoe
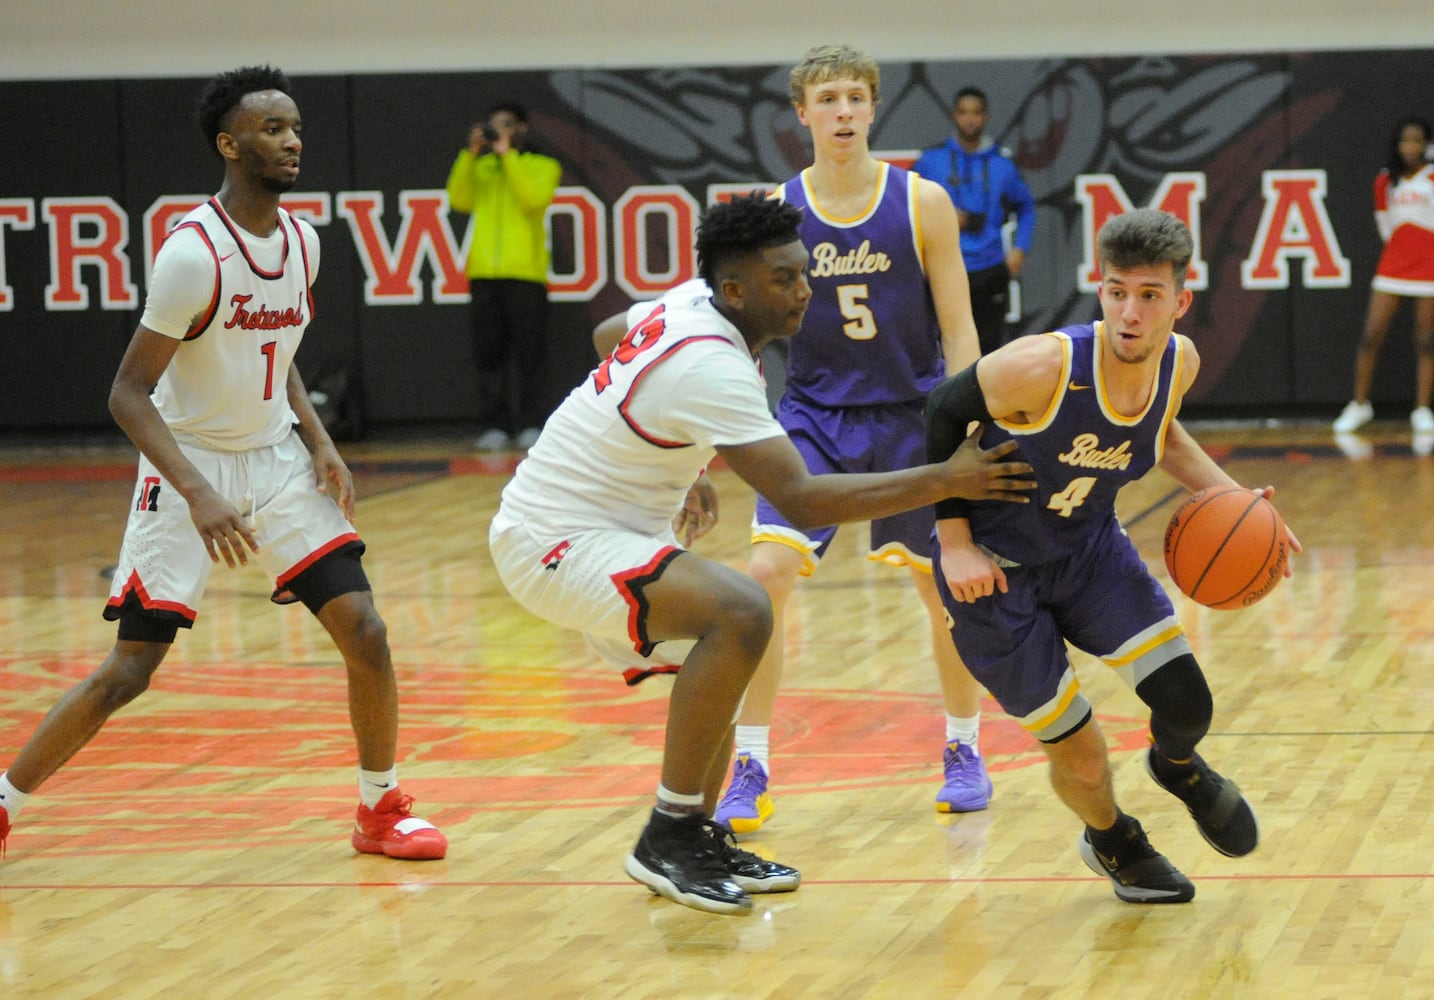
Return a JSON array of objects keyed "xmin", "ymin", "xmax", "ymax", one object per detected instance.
[
  {"xmin": 1079, "ymin": 822, "xmax": 1196, "ymax": 904},
  {"xmin": 711, "ymin": 825, "xmax": 801, "ymax": 893},
  {"xmin": 1147, "ymin": 747, "xmax": 1260, "ymax": 857},
  {"xmin": 624, "ymin": 811, "xmax": 752, "ymax": 915}
]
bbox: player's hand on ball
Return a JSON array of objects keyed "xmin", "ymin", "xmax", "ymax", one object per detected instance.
[{"xmin": 1251, "ymin": 485, "xmax": 1301, "ymax": 572}]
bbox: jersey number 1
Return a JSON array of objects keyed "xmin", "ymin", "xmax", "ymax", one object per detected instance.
[{"xmin": 260, "ymin": 341, "xmax": 277, "ymax": 400}]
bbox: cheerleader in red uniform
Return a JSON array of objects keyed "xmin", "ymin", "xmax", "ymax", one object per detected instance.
[{"xmin": 1333, "ymin": 117, "xmax": 1434, "ymax": 435}]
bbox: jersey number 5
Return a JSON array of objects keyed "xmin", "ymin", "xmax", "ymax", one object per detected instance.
[{"xmin": 838, "ymin": 284, "xmax": 876, "ymax": 341}]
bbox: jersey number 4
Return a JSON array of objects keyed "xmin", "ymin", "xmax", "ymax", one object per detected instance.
[{"xmin": 1047, "ymin": 476, "xmax": 1096, "ymax": 517}]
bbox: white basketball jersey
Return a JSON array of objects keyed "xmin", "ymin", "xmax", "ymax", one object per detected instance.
[
  {"xmin": 146, "ymin": 199, "xmax": 316, "ymax": 451},
  {"xmin": 494, "ymin": 280, "xmax": 784, "ymax": 538}
]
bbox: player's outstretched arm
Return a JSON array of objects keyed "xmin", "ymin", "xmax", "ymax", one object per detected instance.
[
  {"xmin": 1157, "ymin": 419, "xmax": 1241, "ymax": 495},
  {"xmin": 718, "ymin": 432, "xmax": 1032, "ymax": 533}
]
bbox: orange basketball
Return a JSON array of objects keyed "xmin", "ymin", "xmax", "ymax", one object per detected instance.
[{"xmin": 1163, "ymin": 485, "xmax": 1288, "ymax": 610}]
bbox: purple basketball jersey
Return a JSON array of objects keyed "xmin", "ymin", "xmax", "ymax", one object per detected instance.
[
  {"xmin": 969, "ymin": 323, "xmax": 1184, "ymax": 566},
  {"xmin": 780, "ymin": 164, "xmax": 945, "ymax": 407}
]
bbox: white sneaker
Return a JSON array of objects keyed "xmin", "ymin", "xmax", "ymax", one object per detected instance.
[
  {"xmin": 1332, "ymin": 401, "xmax": 1373, "ymax": 433},
  {"xmin": 1411, "ymin": 407, "xmax": 1434, "ymax": 433},
  {"xmin": 474, "ymin": 428, "xmax": 512, "ymax": 451},
  {"xmin": 1333, "ymin": 433, "xmax": 1373, "ymax": 460},
  {"xmin": 514, "ymin": 427, "xmax": 542, "ymax": 451}
]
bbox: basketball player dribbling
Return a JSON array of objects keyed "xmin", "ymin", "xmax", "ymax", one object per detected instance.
[
  {"xmin": 0, "ymin": 66, "xmax": 445, "ymax": 863},
  {"xmin": 926, "ymin": 208, "xmax": 1301, "ymax": 902}
]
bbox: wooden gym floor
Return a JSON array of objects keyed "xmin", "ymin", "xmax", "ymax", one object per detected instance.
[{"xmin": 0, "ymin": 420, "xmax": 1430, "ymax": 999}]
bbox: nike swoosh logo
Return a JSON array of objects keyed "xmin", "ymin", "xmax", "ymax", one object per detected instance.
[
  {"xmin": 1068, "ymin": 382, "xmax": 1091, "ymax": 391},
  {"xmin": 219, "ymin": 252, "xmax": 236, "ymax": 262},
  {"xmin": 1096, "ymin": 849, "xmax": 1119, "ymax": 869}
]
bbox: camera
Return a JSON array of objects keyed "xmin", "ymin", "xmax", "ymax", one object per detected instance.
[
  {"xmin": 958, "ymin": 210, "xmax": 987, "ymax": 234},
  {"xmin": 480, "ymin": 123, "xmax": 499, "ymax": 143}
]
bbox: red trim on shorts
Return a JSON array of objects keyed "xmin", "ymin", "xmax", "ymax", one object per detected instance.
[
  {"xmin": 274, "ymin": 531, "xmax": 362, "ymax": 589},
  {"xmin": 610, "ymin": 545, "xmax": 681, "ymax": 655},
  {"xmin": 106, "ymin": 570, "xmax": 198, "ymax": 623},
  {"xmin": 622, "ymin": 664, "xmax": 681, "ymax": 686}
]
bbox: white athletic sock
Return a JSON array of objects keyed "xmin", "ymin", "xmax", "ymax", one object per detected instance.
[
  {"xmin": 655, "ymin": 784, "xmax": 705, "ymax": 819},
  {"xmin": 945, "ymin": 714, "xmax": 981, "ymax": 750},
  {"xmin": 733, "ymin": 725, "xmax": 771, "ymax": 773},
  {"xmin": 358, "ymin": 767, "xmax": 398, "ymax": 809},
  {"xmin": 0, "ymin": 773, "xmax": 30, "ymax": 820}
]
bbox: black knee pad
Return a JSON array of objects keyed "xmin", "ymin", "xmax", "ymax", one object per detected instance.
[
  {"xmin": 116, "ymin": 613, "xmax": 180, "ymax": 644},
  {"xmin": 278, "ymin": 542, "xmax": 371, "ymax": 615},
  {"xmin": 1135, "ymin": 653, "xmax": 1212, "ymax": 759}
]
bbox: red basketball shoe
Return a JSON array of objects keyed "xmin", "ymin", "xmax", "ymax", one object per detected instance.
[{"xmin": 352, "ymin": 789, "xmax": 447, "ymax": 860}]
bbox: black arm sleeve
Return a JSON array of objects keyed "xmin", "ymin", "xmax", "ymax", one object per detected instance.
[{"xmin": 923, "ymin": 362, "xmax": 993, "ymax": 522}]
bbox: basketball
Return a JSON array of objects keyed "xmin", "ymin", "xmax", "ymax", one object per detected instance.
[{"xmin": 1163, "ymin": 485, "xmax": 1288, "ymax": 610}]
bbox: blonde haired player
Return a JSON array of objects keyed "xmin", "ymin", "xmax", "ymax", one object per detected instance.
[{"xmin": 716, "ymin": 44, "xmax": 995, "ymax": 834}]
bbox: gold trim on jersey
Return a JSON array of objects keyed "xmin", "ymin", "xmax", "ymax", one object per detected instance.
[
  {"xmin": 798, "ymin": 161, "xmax": 890, "ymax": 227},
  {"xmin": 908, "ymin": 172, "xmax": 926, "ymax": 276},
  {"xmin": 1093, "ymin": 321, "xmax": 1185, "ymax": 428},
  {"xmin": 994, "ymin": 331, "xmax": 1073, "ymax": 435},
  {"xmin": 1154, "ymin": 338, "xmax": 1184, "ymax": 464}
]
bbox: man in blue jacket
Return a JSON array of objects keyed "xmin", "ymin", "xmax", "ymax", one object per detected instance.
[{"xmin": 915, "ymin": 87, "xmax": 1036, "ymax": 355}]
